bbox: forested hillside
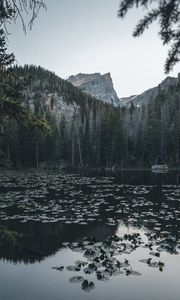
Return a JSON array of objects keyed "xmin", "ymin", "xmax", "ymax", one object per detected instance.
[{"xmin": 1, "ymin": 65, "xmax": 180, "ymax": 169}]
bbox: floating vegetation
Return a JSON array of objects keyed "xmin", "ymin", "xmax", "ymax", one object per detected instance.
[
  {"xmin": 66, "ymin": 265, "xmax": 81, "ymax": 272},
  {"xmin": 139, "ymin": 258, "xmax": 165, "ymax": 271},
  {"xmin": 69, "ymin": 276, "xmax": 84, "ymax": 283},
  {"xmin": 51, "ymin": 266, "xmax": 64, "ymax": 271},
  {"xmin": 51, "ymin": 230, "xmax": 173, "ymax": 292},
  {"xmin": 0, "ymin": 171, "xmax": 179, "ymax": 242},
  {"xmin": 81, "ymin": 280, "xmax": 95, "ymax": 292},
  {"xmin": 0, "ymin": 171, "xmax": 180, "ymax": 292}
]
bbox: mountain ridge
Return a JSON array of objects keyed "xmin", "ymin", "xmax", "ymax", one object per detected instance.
[
  {"xmin": 1, "ymin": 64, "xmax": 180, "ymax": 168},
  {"xmin": 68, "ymin": 71, "xmax": 180, "ymax": 107},
  {"xmin": 68, "ymin": 72, "xmax": 120, "ymax": 106},
  {"xmin": 120, "ymin": 74, "xmax": 180, "ymax": 107}
]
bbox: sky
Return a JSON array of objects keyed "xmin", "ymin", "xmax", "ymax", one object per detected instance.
[{"xmin": 7, "ymin": 0, "xmax": 180, "ymax": 98}]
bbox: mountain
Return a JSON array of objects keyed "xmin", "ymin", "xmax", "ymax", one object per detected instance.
[
  {"xmin": 68, "ymin": 72, "xmax": 120, "ymax": 106},
  {"xmin": 11, "ymin": 65, "xmax": 107, "ymax": 129},
  {"xmin": 119, "ymin": 75, "xmax": 179, "ymax": 107},
  {"xmin": 1, "ymin": 65, "xmax": 116, "ymax": 168},
  {"xmin": 1, "ymin": 65, "xmax": 180, "ymax": 169},
  {"xmin": 68, "ymin": 72, "xmax": 180, "ymax": 108}
]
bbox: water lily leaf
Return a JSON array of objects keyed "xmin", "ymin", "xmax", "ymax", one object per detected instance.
[
  {"xmin": 149, "ymin": 251, "xmax": 160, "ymax": 257},
  {"xmin": 130, "ymin": 270, "xmax": 141, "ymax": 276},
  {"xmin": 82, "ymin": 280, "xmax": 96, "ymax": 292},
  {"xmin": 66, "ymin": 265, "xmax": 81, "ymax": 271},
  {"xmin": 69, "ymin": 276, "xmax": 84, "ymax": 283},
  {"xmin": 75, "ymin": 260, "xmax": 87, "ymax": 267},
  {"xmin": 52, "ymin": 266, "xmax": 64, "ymax": 271}
]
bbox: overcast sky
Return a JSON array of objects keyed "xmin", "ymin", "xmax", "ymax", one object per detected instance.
[{"xmin": 7, "ymin": 0, "xmax": 180, "ymax": 97}]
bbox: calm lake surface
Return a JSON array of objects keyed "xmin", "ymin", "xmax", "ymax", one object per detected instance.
[{"xmin": 0, "ymin": 170, "xmax": 180, "ymax": 300}]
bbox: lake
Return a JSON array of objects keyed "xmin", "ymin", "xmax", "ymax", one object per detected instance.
[{"xmin": 0, "ymin": 170, "xmax": 180, "ymax": 300}]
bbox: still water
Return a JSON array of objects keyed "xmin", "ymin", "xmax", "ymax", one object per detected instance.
[{"xmin": 0, "ymin": 170, "xmax": 179, "ymax": 300}]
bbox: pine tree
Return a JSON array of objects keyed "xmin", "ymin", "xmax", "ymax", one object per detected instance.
[{"xmin": 118, "ymin": 0, "xmax": 180, "ymax": 73}]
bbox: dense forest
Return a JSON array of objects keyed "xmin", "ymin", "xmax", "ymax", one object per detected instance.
[{"xmin": 1, "ymin": 65, "xmax": 180, "ymax": 169}]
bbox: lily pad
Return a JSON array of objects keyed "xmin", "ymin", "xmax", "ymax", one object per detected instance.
[
  {"xmin": 66, "ymin": 265, "xmax": 81, "ymax": 272},
  {"xmin": 69, "ymin": 276, "xmax": 84, "ymax": 283},
  {"xmin": 81, "ymin": 280, "xmax": 96, "ymax": 292}
]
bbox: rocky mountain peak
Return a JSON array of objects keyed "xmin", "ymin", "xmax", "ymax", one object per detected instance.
[
  {"xmin": 158, "ymin": 76, "xmax": 178, "ymax": 89},
  {"xmin": 68, "ymin": 72, "xmax": 120, "ymax": 106},
  {"xmin": 119, "ymin": 74, "xmax": 180, "ymax": 108}
]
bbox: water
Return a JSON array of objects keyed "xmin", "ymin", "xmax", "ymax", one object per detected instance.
[{"xmin": 0, "ymin": 170, "xmax": 180, "ymax": 300}]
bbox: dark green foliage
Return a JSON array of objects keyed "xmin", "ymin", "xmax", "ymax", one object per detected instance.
[
  {"xmin": 0, "ymin": 226, "xmax": 22, "ymax": 247},
  {"xmin": 0, "ymin": 29, "xmax": 14, "ymax": 69},
  {"xmin": 2, "ymin": 65, "xmax": 180, "ymax": 169},
  {"xmin": 118, "ymin": 0, "xmax": 180, "ymax": 73},
  {"xmin": 0, "ymin": 65, "xmax": 53, "ymax": 168},
  {"xmin": 0, "ymin": 0, "xmax": 46, "ymax": 32}
]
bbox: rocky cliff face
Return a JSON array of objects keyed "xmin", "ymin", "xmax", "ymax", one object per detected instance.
[
  {"xmin": 68, "ymin": 72, "xmax": 179, "ymax": 108},
  {"xmin": 119, "ymin": 75, "xmax": 179, "ymax": 107},
  {"xmin": 68, "ymin": 73, "xmax": 120, "ymax": 106}
]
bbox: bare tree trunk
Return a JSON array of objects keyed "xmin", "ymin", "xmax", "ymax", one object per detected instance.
[
  {"xmin": 7, "ymin": 141, "xmax": 10, "ymax": 162},
  {"xmin": 176, "ymin": 139, "xmax": 179, "ymax": 163},
  {"xmin": 0, "ymin": 113, "xmax": 4, "ymax": 135},
  {"xmin": 35, "ymin": 129, "xmax": 39, "ymax": 173},
  {"xmin": 77, "ymin": 131, "xmax": 83, "ymax": 167},
  {"xmin": 71, "ymin": 135, "xmax": 74, "ymax": 166}
]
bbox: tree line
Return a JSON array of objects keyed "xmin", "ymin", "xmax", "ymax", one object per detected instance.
[{"xmin": 1, "ymin": 65, "xmax": 180, "ymax": 169}]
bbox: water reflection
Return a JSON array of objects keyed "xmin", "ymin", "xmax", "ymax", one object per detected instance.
[
  {"xmin": 0, "ymin": 171, "xmax": 180, "ymax": 299},
  {"xmin": 0, "ymin": 170, "xmax": 179, "ymax": 264},
  {"xmin": 0, "ymin": 221, "xmax": 117, "ymax": 263}
]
